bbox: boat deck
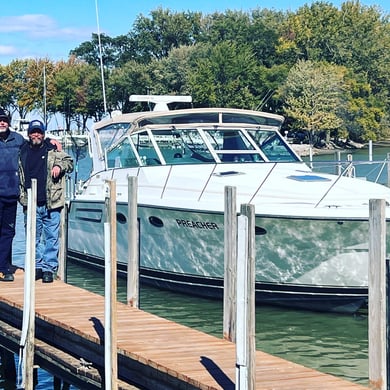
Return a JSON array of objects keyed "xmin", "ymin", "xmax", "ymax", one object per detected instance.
[{"xmin": 0, "ymin": 270, "xmax": 368, "ymax": 389}]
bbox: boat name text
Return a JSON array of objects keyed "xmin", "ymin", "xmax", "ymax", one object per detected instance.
[{"xmin": 176, "ymin": 219, "xmax": 219, "ymax": 230}]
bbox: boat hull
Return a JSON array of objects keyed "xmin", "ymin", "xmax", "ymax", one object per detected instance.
[{"xmin": 67, "ymin": 200, "xmax": 375, "ymax": 313}]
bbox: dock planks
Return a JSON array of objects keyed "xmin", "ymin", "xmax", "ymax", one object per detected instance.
[{"xmin": 0, "ymin": 269, "xmax": 368, "ymax": 390}]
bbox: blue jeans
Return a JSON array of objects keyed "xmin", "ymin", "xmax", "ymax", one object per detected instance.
[
  {"xmin": 33, "ymin": 206, "xmax": 61, "ymax": 273},
  {"xmin": 0, "ymin": 197, "xmax": 17, "ymax": 273}
]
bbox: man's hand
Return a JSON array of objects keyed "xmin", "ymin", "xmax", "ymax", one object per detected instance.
[
  {"xmin": 52, "ymin": 165, "xmax": 61, "ymax": 179},
  {"xmin": 50, "ymin": 138, "xmax": 62, "ymax": 151}
]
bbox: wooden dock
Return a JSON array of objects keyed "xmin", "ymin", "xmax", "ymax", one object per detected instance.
[{"xmin": 0, "ymin": 269, "xmax": 368, "ymax": 390}]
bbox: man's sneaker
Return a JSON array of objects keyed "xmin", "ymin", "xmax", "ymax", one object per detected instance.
[
  {"xmin": 42, "ymin": 271, "xmax": 53, "ymax": 283},
  {"xmin": 0, "ymin": 272, "xmax": 14, "ymax": 282}
]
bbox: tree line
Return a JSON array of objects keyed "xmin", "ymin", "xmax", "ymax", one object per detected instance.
[{"xmin": 0, "ymin": 1, "xmax": 389, "ymax": 146}]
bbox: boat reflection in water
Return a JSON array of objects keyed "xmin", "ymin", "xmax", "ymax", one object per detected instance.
[{"xmin": 67, "ymin": 95, "xmax": 390, "ymax": 314}]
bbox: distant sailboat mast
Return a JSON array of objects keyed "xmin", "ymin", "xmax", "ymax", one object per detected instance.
[
  {"xmin": 95, "ymin": 0, "xmax": 108, "ymax": 114},
  {"xmin": 43, "ymin": 64, "xmax": 47, "ymax": 127}
]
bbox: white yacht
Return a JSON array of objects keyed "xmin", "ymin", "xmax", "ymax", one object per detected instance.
[{"xmin": 67, "ymin": 95, "xmax": 390, "ymax": 313}]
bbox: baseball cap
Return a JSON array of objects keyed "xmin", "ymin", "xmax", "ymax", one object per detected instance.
[
  {"xmin": 0, "ymin": 108, "xmax": 11, "ymax": 124},
  {"xmin": 27, "ymin": 120, "xmax": 45, "ymax": 134}
]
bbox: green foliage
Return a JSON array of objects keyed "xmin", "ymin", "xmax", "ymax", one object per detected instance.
[
  {"xmin": 278, "ymin": 60, "xmax": 345, "ymax": 145},
  {"xmin": 128, "ymin": 8, "xmax": 202, "ymax": 62},
  {"xmin": 187, "ymin": 42, "xmax": 259, "ymax": 108}
]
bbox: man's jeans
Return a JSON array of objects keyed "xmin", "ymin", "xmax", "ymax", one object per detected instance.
[
  {"xmin": 33, "ymin": 205, "xmax": 61, "ymax": 273},
  {"xmin": 0, "ymin": 197, "xmax": 17, "ymax": 273}
]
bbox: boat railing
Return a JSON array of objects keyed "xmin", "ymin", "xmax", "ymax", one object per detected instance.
[{"xmin": 308, "ymin": 157, "xmax": 390, "ymax": 186}]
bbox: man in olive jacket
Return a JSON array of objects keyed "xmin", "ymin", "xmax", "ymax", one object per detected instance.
[{"xmin": 19, "ymin": 120, "xmax": 73, "ymax": 283}]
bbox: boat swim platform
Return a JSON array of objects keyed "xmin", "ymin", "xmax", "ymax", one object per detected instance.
[{"xmin": 0, "ymin": 270, "xmax": 368, "ymax": 390}]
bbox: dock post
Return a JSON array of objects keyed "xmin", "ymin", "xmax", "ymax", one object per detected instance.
[
  {"xmin": 127, "ymin": 176, "xmax": 139, "ymax": 308},
  {"xmin": 58, "ymin": 203, "xmax": 68, "ymax": 282},
  {"xmin": 20, "ymin": 179, "xmax": 37, "ymax": 390},
  {"xmin": 104, "ymin": 180, "xmax": 118, "ymax": 390},
  {"xmin": 369, "ymin": 140, "xmax": 373, "ymax": 161},
  {"xmin": 224, "ymin": 186, "xmax": 237, "ymax": 342},
  {"xmin": 335, "ymin": 151, "xmax": 342, "ymax": 175},
  {"xmin": 387, "ymin": 258, "xmax": 390, "ymax": 389},
  {"xmin": 368, "ymin": 198, "xmax": 387, "ymax": 390},
  {"xmin": 236, "ymin": 204, "xmax": 256, "ymax": 390}
]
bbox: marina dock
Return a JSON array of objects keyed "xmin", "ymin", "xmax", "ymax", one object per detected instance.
[{"xmin": 0, "ymin": 270, "xmax": 368, "ymax": 389}]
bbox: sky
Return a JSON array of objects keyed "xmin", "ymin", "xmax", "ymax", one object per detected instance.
[{"xmin": 0, "ymin": 0, "xmax": 389, "ymax": 66}]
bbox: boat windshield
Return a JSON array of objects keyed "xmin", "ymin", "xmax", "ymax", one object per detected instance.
[
  {"xmin": 96, "ymin": 122, "xmax": 131, "ymax": 156},
  {"xmin": 105, "ymin": 125, "xmax": 299, "ymax": 168}
]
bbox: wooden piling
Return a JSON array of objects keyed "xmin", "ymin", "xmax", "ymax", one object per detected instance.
[
  {"xmin": 368, "ymin": 198, "xmax": 387, "ymax": 390},
  {"xmin": 387, "ymin": 153, "xmax": 390, "ymax": 188},
  {"xmin": 224, "ymin": 186, "xmax": 237, "ymax": 342},
  {"xmin": 58, "ymin": 203, "xmax": 68, "ymax": 282},
  {"xmin": 22, "ymin": 179, "xmax": 37, "ymax": 390},
  {"xmin": 104, "ymin": 180, "xmax": 118, "ymax": 390},
  {"xmin": 240, "ymin": 204, "xmax": 256, "ymax": 390},
  {"xmin": 127, "ymin": 176, "xmax": 139, "ymax": 308}
]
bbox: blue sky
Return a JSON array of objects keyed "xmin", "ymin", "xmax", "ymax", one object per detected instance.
[{"xmin": 0, "ymin": 0, "xmax": 389, "ymax": 65}]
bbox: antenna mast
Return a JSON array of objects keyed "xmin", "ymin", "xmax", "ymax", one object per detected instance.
[
  {"xmin": 95, "ymin": 0, "xmax": 108, "ymax": 114},
  {"xmin": 43, "ymin": 65, "xmax": 47, "ymax": 127}
]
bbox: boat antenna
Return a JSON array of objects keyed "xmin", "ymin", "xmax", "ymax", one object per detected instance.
[{"xmin": 95, "ymin": 0, "xmax": 108, "ymax": 114}]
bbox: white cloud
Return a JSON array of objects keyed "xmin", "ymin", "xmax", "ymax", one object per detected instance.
[
  {"xmin": 0, "ymin": 45, "xmax": 16, "ymax": 55},
  {"xmin": 0, "ymin": 14, "xmax": 92, "ymax": 40}
]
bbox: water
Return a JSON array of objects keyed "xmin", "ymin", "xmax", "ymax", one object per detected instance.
[
  {"xmin": 3, "ymin": 144, "xmax": 387, "ymax": 388},
  {"xmin": 304, "ymin": 144, "xmax": 390, "ymax": 185}
]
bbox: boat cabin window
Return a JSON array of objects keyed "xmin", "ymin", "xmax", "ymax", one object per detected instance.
[
  {"xmin": 104, "ymin": 125, "xmax": 299, "ymax": 169},
  {"xmin": 131, "ymin": 131, "xmax": 161, "ymax": 165},
  {"xmin": 204, "ymin": 129, "xmax": 264, "ymax": 163},
  {"xmin": 151, "ymin": 129, "xmax": 214, "ymax": 164},
  {"xmin": 222, "ymin": 113, "xmax": 282, "ymax": 127},
  {"xmin": 247, "ymin": 130, "xmax": 299, "ymax": 162},
  {"xmin": 97, "ymin": 122, "xmax": 131, "ymax": 157},
  {"xmin": 106, "ymin": 137, "xmax": 139, "ymax": 168}
]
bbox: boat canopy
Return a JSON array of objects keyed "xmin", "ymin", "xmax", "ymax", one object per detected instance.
[{"xmin": 92, "ymin": 108, "xmax": 299, "ymax": 169}]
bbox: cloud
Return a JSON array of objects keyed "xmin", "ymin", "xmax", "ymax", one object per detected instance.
[
  {"xmin": 0, "ymin": 45, "xmax": 16, "ymax": 55},
  {"xmin": 0, "ymin": 14, "xmax": 92, "ymax": 40}
]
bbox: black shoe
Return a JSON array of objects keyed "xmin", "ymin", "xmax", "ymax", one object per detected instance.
[
  {"xmin": 0, "ymin": 272, "xmax": 14, "ymax": 282},
  {"xmin": 35, "ymin": 269, "xmax": 43, "ymax": 281},
  {"xmin": 42, "ymin": 271, "xmax": 53, "ymax": 283}
]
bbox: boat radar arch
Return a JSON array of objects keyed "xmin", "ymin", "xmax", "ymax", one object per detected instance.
[{"xmin": 129, "ymin": 95, "xmax": 192, "ymax": 112}]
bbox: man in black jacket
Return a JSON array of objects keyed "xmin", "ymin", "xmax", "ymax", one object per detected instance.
[{"xmin": 0, "ymin": 108, "xmax": 25, "ymax": 281}]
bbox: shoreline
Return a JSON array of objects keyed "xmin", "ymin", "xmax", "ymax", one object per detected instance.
[{"xmin": 290, "ymin": 141, "xmax": 387, "ymax": 157}]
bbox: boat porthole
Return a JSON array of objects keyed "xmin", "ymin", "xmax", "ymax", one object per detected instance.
[
  {"xmin": 149, "ymin": 216, "xmax": 164, "ymax": 228},
  {"xmin": 116, "ymin": 213, "xmax": 127, "ymax": 224},
  {"xmin": 255, "ymin": 226, "xmax": 267, "ymax": 236},
  {"xmin": 337, "ymin": 221, "xmax": 344, "ymax": 225}
]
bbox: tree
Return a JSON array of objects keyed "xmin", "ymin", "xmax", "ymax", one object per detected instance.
[
  {"xmin": 278, "ymin": 60, "xmax": 345, "ymax": 146},
  {"xmin": 129, "ymin": 8, "xmax": 202, "ymax": 62},
  {"xmin": 51, "ymin": 58, "xmax": 104, "ymax": 131},
  {"xmin": 70, "ymin": 33, "xmax": 127, "ymax": 68},
  {"xmin": 107, "ymin": 61, "xmax": 153, "ymax": 112},
  {"xmin": 187, "ymin": 42, "xmax": 259, "ymax": 108}
]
